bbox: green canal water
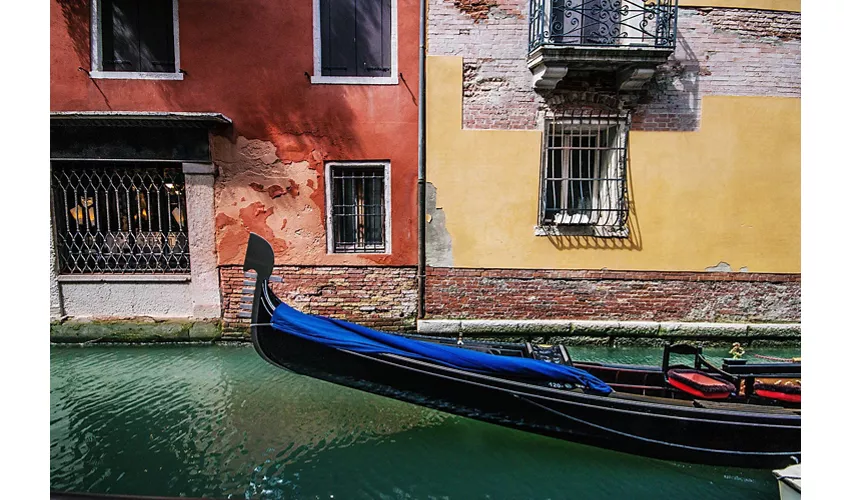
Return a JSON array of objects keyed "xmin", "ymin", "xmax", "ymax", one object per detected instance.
[{"xmin": 50, "ymin": 344, "xmax": 801, "ymax": 499}]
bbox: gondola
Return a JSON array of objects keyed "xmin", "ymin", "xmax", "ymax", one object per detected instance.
[{"xmin": 244, "ymin": 233, "xmax": 801, "ymax": 469}]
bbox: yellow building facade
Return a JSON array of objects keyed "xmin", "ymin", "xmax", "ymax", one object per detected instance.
[
  {"xmin": 422, "ymin": 0, "xmax": 800, "ymax": 331},
  {"xmin": 426, "ymin": 56, "xmax": 800, "ymax": 274}
]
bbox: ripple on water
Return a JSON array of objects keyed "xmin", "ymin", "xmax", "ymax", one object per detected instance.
[{"xmin": 51, "ymin": 344, "xmax": 790, "ymax": 499}]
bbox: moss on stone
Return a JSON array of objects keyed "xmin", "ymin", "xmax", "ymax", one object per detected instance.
[{"xmin": 50, "ymin": 319, "xmax": 222, "ymax": 343}]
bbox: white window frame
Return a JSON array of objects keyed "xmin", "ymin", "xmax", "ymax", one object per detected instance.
[
  {"xmin": 90, "ymin": 0, "xmax": 183, "ymax": 80},
  {"xmin": 324, "ymin": 161, "xmax": 392, "ymax": 255},
  {"xmin": 536, "ymin": 114, "xmax": 629, "ymax": 238},
  {"xmin": 311, "ymin": 0, "xmax": 399, "ymax": 85}
]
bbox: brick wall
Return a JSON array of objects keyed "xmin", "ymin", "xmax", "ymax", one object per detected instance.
[
  {"xmin": 425, "ymin": 268, "xmax": 800, "ymax": 323},
  {"xmin": 221, "ymin": 266, "xmax": 418, "ymax": 335},
  {"xmin": 428, "ymin": 2, "xmax": 801, "ymax": 131}
]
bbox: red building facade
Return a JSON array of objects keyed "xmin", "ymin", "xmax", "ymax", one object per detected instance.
[{"xmin": 50, "ymin": 0, "xmax": 421, "ymax": 334}]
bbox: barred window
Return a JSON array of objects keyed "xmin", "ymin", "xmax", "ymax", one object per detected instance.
[
  {"xmin": 326, "ymin": 163, "xmax": 389, "ymax": 254},
  {"xmin": 540, "ymin": 112, "xmax": 629, "ymax": 231},
  {"xmin": 50, "ymin": 162, "xmax": 190, "ymax": 274}
]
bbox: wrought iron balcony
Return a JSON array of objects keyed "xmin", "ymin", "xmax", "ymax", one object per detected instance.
[{"xmin": 527, "ymin": 0, "xmax": 678, "ymax": 90}]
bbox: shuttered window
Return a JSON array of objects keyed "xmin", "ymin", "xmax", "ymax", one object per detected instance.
[
  {"xmin": 319, "ymin": 0, "xmax": 392, "ymax": 78},
  {"xmin": 100, "ymin": 0, "xmax": 176, "ymax": 73}
]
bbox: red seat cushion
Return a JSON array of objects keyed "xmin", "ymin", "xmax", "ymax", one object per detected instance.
[
  {"xmin": 667, "ymin": 369, "xmax": 736, "ymax": 400},
  {"xmin": 754, "ymin": 381, "xmax": 801, "ymax": 403}
]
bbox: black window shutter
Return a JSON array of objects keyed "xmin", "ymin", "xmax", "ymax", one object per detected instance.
[
  {"xmin": 103, "ymin": 0, "xmax": 141, "ymax": 72},
  {"xmin": 138, "ymin": 0, "xmax": 176, "ymax": 73},
  {"xmin": 321, "ymin": 0, "xmax": 357, "ymax": 77},
  {"xmin": 355, "ymin": 0, "xmax": 391, "ymax": 77},
  {"xmin": 321, "ymin": 0, "xmax": 390, "ymax": 78}
]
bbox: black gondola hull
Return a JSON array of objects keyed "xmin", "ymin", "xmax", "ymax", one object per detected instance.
[
  {"xmin": 252, "ymin": 305, "xmax": 800, "ymax": 469},
  {"xmin": 244, "ymin": 233, "xmax": 800, "ymax": 469}
]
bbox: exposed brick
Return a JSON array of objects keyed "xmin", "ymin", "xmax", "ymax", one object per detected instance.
[
  {"xmin": 220, "ymin": 265, "xmax": 418, "ymax": 334},
  {"xmin": 424, "ymin": 267, "xmax": 800, "ymax": 323},
  {"xmin": 428, "ymin": 3, "xmax": 800, "ymax": 132}
]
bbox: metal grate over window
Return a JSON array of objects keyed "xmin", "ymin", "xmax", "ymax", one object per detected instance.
[
  {"xmin": 51, "ymin": 162, "xmax": 190, "ymax": 274},
  {"xmin": 330, "ymin": 166, "xmax": 386, "ymax": 253},
  {"xmin": 541, "ymin": 111, "xmax": 629, "ymax": 228}
]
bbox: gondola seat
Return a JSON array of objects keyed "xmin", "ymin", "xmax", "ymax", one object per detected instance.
[
  {"xmin": 753, "ymin": 381, "xmax": 801, "ymax": 403},
  {"xmin": 666, "ymin": 369, "xmax": 736, "ymax": 400}
]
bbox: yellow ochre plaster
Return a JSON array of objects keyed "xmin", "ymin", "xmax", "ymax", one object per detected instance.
[
  {"xmin": 678, "ymin": 1, "xmax": 799, "ymax": 12},
  {"xmin": 425, "ymin": 56, "xmax": 800, "ymax": 273}
]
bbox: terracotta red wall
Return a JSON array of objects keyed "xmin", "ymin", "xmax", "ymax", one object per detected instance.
[{"xmin": 51, "ymin": 0, "xmax": 420, "ymax": 267}]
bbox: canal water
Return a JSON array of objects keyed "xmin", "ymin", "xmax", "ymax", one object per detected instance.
[{"xmin": 50, "ymin": 344, "xmax": 800, "ymax": 499}]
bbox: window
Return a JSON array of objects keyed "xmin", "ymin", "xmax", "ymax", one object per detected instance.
[
  {"xmin": 539, "ymin": 112, "xmax": 628, "ymax": 236},
  {"xmin": 312, "ymin": 0, "xmax": 398, "ymax": 84},
  {"xmin": 91, "ymin": 0, "xmax": 182, "ymax": 80},
  {"xmin": 325, "ymin": 162, "xmax": 391, "ymax": 253},
  {"xmin": 51, "ymin": 162, "xmax": 190, "ymax": 273}
]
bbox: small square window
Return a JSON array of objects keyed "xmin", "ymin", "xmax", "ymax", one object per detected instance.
[
  {"xmin": 91, "ymin": 0, "xmax": 182, "ymax": 80},
  {"xmin": 326, "ymin": 163, "xmax": 391, "ymax": 254},
  {"xmin": 312, "ymin": 0, "xmax": 397, "ymax": 85},
  {"xmin": 538, "ymin": 112, "xmax": 629, "ymax": 236}
]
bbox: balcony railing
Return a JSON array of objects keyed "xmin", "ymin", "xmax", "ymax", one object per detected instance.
[{"xmin": 529, "ymin": 0, "xmax": 678, "ymax": 52}]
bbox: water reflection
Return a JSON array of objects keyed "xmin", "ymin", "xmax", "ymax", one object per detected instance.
[{"xmin": 51, "ymin": 345, "xmax": 792, "ymax": 499}]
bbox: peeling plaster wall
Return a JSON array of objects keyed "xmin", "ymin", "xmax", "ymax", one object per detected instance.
[
  {"xmin": 425, "ymin": 182, "xmax": 453, "ymax": 267},
  {"xmin": 212, "ymin": 136, "xmax": 412, "ymax": 267},
  {"xmin": 213, "ymin": 136, "xmax": 323, "ymax": 266}
]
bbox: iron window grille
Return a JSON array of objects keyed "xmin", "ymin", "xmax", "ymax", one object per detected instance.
[
  {"xmin": 528, "ymin": 0, "xmax": 678, "ymax": 51},
  {"xmin": 51, "ymin": 162, "xmax": 190, "ymax": 274},
  {"xmin": 540, "ymin": 111, "xmax": 629, "ymax": 231},
  {"xmin": 327, "ymin": 163, "xmax": 389, "ymax": 254}
]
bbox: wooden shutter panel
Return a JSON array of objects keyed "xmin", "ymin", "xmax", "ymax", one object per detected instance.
[
  {"xmin": 102, "ymin": 0, "xmax": 141, "ymax": 72},
  {"xmin": 355, "ymin": 0, "xmax": 391, "ymax": 77},
  {"xmin": 321, "ymin": 0, "xmax": 357, "ymax": 77},
  {"xmin": 138, "ymin": 0, "xmax": 176, "ymax": 73}
]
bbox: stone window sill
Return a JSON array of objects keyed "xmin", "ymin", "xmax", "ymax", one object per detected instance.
[
  {"xmin": 311, "ymin": 75, "xmax": 398, "ymax": 85},
  {"xmin": 534, "ymin": 225, "xmax": 629, "ymax": 238},
  {"xmin": 57, "ymin": 274, "xmax": 191, "ymax": 283},
  {"xmin": 89, "ymin": 71, "xmax": 184, "ymax": 81}
]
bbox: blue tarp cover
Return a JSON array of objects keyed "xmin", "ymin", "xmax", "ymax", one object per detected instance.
[{"xmin": 271, "ymin": 303, "xmax": 612, "ymax": 395}]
